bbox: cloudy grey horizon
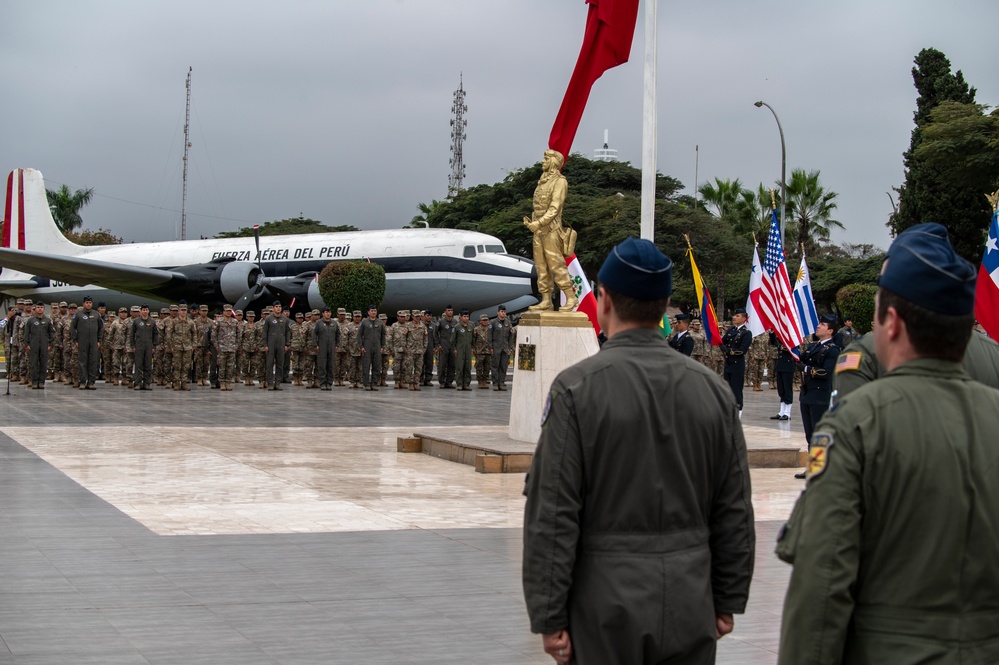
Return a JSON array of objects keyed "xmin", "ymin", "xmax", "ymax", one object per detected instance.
[{"xmin": 2, "ymin": 1, "xmax": 996, "ymax": 253}]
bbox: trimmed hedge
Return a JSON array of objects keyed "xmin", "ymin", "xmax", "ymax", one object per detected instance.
[
  {"xmin": 836, "ymin": 284, "xmax": 877, "ymax": 333},
  {"xmin": 318, "ymin": 260, "xmax": 386, "ymax": 313}
]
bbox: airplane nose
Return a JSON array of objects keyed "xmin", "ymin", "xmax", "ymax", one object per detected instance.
[{"xmin": 530, "ymin": 264, "xmax": 539, "ymax": 299}]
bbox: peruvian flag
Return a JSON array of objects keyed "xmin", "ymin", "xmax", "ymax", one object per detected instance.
[
  {"xmin": 561, "ymin": 254, "xmax": 600, "ymax": 335},
  {"xmin": 975, "ymin": 209, "xmax": 999, "ymax": 339}
]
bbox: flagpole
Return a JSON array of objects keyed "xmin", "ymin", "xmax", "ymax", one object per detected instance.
[{"xmin": 640, "ymin": 0, "xmax": 657, "ymax": 241}]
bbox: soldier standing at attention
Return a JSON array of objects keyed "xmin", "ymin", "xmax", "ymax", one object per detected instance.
[
  {"xmin": 747, "ymin": 332, "xmax": 769, "ymax": 391},
  {"xmin": 420, "ymin": 309, "xmax": 437, "ymax": 387},
  {"xmin": 524, "ymin": 238, "xmax": 754, "ymax": 665},
  {"xmin": 451, "ymin": 309, "xmax": 475, "ymax": 391},
  {"xmin": 334, "ymin": 307, "xmax": 349, "ymax": 385},
  {"xmin": 358, "ymin": 305, "xmax": 385, "ymax": 391},
  {"xmin": 6, "ymin": 300, "xmax": 24, "ymax": 383},
  {"xmin": 343, "ymin": 310, "xmax": 362, "ymax": 388},
  {"xmin": 288, "ymin": 312, "xmax": 306, "ymax": 385},
  {"xmin": 213, "ymin": 304, "xmax": 240, "ymax": 390},
  {"xmin": 473, "ymin": 314, "xmax": 493, "ymax": 389},
  {"xmin": 689, "ymin": 318, "xmax": 708, "ymax": 369},
  {"xmin": 405, "ymin": 309, "xmax": 426, "ymax": 391},
  {"xmin": 23, "ymin": 302, "xmax": 55, "ymax": 389},
  {"xmin": 390, "ymin": 310, "xmax": 409, "ymax": 389},
  {"xmin": 667, "ymin": 313, "xmax": 694, "ymax": 356},
  {"xmin": 312, "ymin": 307, "xmax": 339, "ymax": 390},
  {"xmin": 489, "ymin": 305, "xmax": 514, "ymax": 391},
  {"xmin": 777, "ymin": 223, "xmax": 999, "ymax": 664},
  {"xmin": 127, "ymin": 304, "xmax": 158, "ymax": 390},
  {"xmin": 768, "ymin": 331, "xmax": 797, "ymax": 421},
  {"xmin": 301, "ymin": 310, "xmax": 319, "ymax": 388},
  {"xmin": 71, "ymin": 296, "xmax": 104, "ymax": 390},
  {"xmin": 50, "ymin": 302, "xmax": 65, "ymax": 383},
  {"xmin": 721, "ymin": 308, "xmax": 752, "ymax": 416},
  {"xmin": 16, "ymin": 299, "xmax": 31, "ymax": 383},
  {"xmin": 163, "ymin": 305, "xmax": 179, "ymax": 385},
  {"xmin": 261, "ymin": 301, "xmax": 291, "ymax": 391},
  {"xmin": 62, "ymin": 304, "xmax": 79, "ymax": 388},
  {"xmin": 101, "ymin": 305, "xmax": 116, "ymax": 383},
  {"xmin": 169, "ymin": 305, "xmax": 197, "ymax": 391},
  {"xmin": 241, "ymin": 310, "xmax": 258, "ymax": 386},
  {"xmin": 378, "ymin": 312, "xmax": 391, "ymax": 387},
  {"xmin": 435, "ymin": 305, "xmax": 457, "ymax": 388}
]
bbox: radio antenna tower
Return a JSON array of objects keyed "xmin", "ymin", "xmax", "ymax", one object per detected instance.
[
  {"xmin": 448, "ymin": 74, "xmax": 467, "ymax": 198},
  {"xmin": 180, "ymin": 67, "xmax": 192, "ymax": 240}
]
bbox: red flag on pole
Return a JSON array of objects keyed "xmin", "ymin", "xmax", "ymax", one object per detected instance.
[{"xmin": 548, "ymin": 0, "xmax": 640, "ymax": 158}]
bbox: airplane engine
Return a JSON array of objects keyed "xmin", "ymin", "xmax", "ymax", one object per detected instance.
[
  {"xmin": 307, "ymin": 279, "xmax": 324, "ymax": 311},
  {"xmin": 171, "ymin": 259, "xmax": 263, "ymax": 304}
]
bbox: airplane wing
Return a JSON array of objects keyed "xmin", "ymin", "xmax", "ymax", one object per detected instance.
[{"xmin": 0, "ymin": 247, "xmax": 182, "ymax": 291}]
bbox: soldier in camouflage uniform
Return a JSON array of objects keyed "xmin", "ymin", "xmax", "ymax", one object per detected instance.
[
  {"xmin": 213, "ymin": 304, "xmax": 240, "ymax": 390},
  {"xmin": 241, "ymin": 310, "xmax": 258, "ymax": 386},
  {"xmin": 345, "ymin": 310, "xmax": 363, "ymax": 388},
  {"xmin": 747, "ymin": 332, "xmax": 769, "ymax": 391},
  {"xmin": 232, "ymin": 310, "xmax": 244, "ymax": 381},
  {"xmin": 689, "ymin": 319, "xmax": 709, "ymax": 372},
  {"xmin": 378, "ymin": 312, "xmax": 391, "ymax": 386},
  {"xmin": 767, "ymin": 331, "xmax": 779, "ymax": 390},
  {"xmin": 334, "ymin": 307, "xmax": 349, "ymax": 386},
  {"xmin": 16, "ymin": 300, "xmax": 31, "ymax": 383},
  {"xmin": 169, "ymin": 305, "xmax": 198, "ymax": 390},
  {"xmin": 108, "ymin": 308, "xmax": 129, "ymax": 385},
  {"xmin": 301, "ymin": 310, "xmax": 319, "ymax": 388},
  {"xmin": 153, "ymin": 307, "xmax": 169, "ymax": 385},
  {"xmin": 51, "ymin": 302, "xmax": 66, "ymax": 382},
  {"xmin": 390, "ymin": 310, "xmax": 409, "ymax": 388},
  {"xmin": 62, "ymin": 304, "xmax": 80, "ymax": 387},
  {"xmin": 709, "ymin": 320, "xmax": 728, "ymax": 376},
  {"xmin": 193, "ymin": 305, "xmax": 211, "ymax": 386},
  {"xmin": 405, "ymin": 309, "xmax": 425, "ymax": 391},
  {"xmin": 288, "ymin": 312, "xmax": 306, "ymax": 385},
  {"xmin": 163, "ymin": 305, "xmax": 178, "ymax": 384},
  {"xmin": 473, "ymin": 314, "xmax": 493, "ymax": 389},
  {"xmin": 255, "ymin": 306, "xmax": 271, "ymax": 387},
  {"xmin": 47, "ymin": 303, "xmax": 59, "ymax": 380}
]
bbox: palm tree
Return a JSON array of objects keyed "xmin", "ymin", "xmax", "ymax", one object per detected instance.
[
  {"xmin": 46, "ymin": 184, "xmax": 94, "ymax": 234},
  {"xmin": 783, "ymin": 169, "xmax": 842, "ymax": 257},
  {"xmin": 409, "ymin": 199, "xmax": 445, "ymax": 228},
  {"xmin": 733, "ymin": 184, "xmax": 779, "ymax": 240},
  {"xmin": 697, "ymin": 177, "xmax": 745, "ymax": 221}
]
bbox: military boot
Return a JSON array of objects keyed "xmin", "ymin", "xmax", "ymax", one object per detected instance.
[{"xmin": 528, "ymin": 295, "xmax": 553, "ymax": 311}]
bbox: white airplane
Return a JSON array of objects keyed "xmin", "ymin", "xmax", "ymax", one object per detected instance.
[{"xmin": 0, "ymin": 168, "xmax": 539, "ymax": 317}]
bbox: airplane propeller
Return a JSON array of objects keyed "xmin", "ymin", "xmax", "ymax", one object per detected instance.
[{"xmin": 233, "ymin": 225, "xmax": 270, "ymax": 312}]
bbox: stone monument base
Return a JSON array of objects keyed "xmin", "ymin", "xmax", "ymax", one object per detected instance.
[{"xmin": 508, "ymin": 310, "xmax": 600, "ymax": 443}]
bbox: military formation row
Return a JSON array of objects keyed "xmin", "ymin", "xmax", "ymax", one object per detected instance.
[{"xmin": 3, "ymin": 299, "xmax": 519, "ymax": 393}]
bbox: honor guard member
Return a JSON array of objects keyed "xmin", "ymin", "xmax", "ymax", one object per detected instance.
[
  {"xmin": 312, "ymin": 307, "xmax": 339, "ymax": 390},
  {"xmin": 128, "ymin": 304, "xmax": 159, "ymax": 390},
  {"xmin": 489, "ymin": 305, "xmax": 514, "ymax": 390},
  {"xmin": 405, "ymin": 309, "xmax": 426, "ymax": 390},
  {"xmin": 524, "ymin": 238, "xmax": 754, "ymax": 665},
  {"xmin": 721, "ymin": 308, "xmax": 752, "ymax": 415},
  {"xmin": 71, "ymin": 296, "xmax": 104, "ymax": 389},
  {"xmin": 420, "ymin": 309, "xmax": 437, "ymax": 387},
  {"xmin": 769, "ymin": 331, "xmax": 797, "ymax": 421},
  {"xmin": 451, "ymin": 309, "xmax": 475, "ymax": 391},
  {"xmin": 261, "ymin": 301, "xmax": 292, "ymax": 390},
  {"xmin": 667, "ymin": 313, "xmax": 695, "ymax": 356},
  {"xmin": 358, "ymin": 305, "xmax": 385, "ymax": 390},
  {"xmin": 798, "ymin": 313, "xmax": 841, "ymax": 447},
  {"xmin": 23, "ymin": 302, "xmax": 55, "ymax": 389},
  {"xmin": 777, "ymin": 223, "xmax": 999, "ymax": 665},
  {"xmin": 435, "ymin": 305, "xmax": 457, "ymax": 388}
]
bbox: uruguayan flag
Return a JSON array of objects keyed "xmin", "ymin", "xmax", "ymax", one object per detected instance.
[{"xmin": 793, "ymin": 255, "xmax": 819, "ymax": 337}]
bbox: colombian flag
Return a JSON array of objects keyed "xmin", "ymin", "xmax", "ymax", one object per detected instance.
[{"xmin": 687, "ymin": 247, "xmax": 722, "ymax": 346}]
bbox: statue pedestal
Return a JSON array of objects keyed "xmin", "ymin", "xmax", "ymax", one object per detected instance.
[{"xmin": 509, "ymin": 311, "xmax": 600, "ymax": 443}]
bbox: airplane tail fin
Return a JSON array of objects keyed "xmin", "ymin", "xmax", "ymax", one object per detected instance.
[{"xmin": 3, "ymin": 168, "xmax": 81, "ymax": 253}]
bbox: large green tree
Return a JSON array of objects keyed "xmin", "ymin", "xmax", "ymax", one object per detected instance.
[
  {"xmin": 216, "ymin": 217, "xmax": 358, "ymax": 238},
  {"xmin": 46, "ymin": 184, "xmax": 94, "ymax": 233},
  {"xmin": 783, "ymin": 169, "xmax": 842, "ymax": 258},
  {"xmin": 892, "ymin": 48, "xmax": 989, "ymax": 262},
  {"xmin": 915, "ymin": 101, "xmax": 999, "ymax": 194}
]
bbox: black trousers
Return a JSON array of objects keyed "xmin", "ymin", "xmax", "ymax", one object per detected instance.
[
  {"xmin": 776, "ymin": 370, "xmax": 794, "ymax": 405},
  {"xmin": 800, "ymin": 401, "xmax": 828, "ymax": 444},
  {"xmin": 723, "ymin": 360, "xmax": 746, "ymax": 409},
  {"xmin": 134, "ymin": 346, "xmax": 153, "ymax": 387},
  {"xmin": 491, "ymin": 349, "xmax": 510, "ymax": 386},
  {"xmin": 422, "ymin": 349, "xmax": 435, "ymax": 385},
  {"xmin": 29, "ymin": 346, "xmax": 48, "ymax": 385}
]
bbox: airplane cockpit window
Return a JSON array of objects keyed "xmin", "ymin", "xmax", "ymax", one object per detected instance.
[
  {"xmin": 485, "ymin": 244, "xmax": 505, "ymax": 253},
  {"xmin": 463, "ymin": 245, "xmax": 476, "ymax": 258}
]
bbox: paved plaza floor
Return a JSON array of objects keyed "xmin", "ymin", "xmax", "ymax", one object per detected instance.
[{"xmin": 0, "ymin": 377, "xmax": 806, "ymax": 664}]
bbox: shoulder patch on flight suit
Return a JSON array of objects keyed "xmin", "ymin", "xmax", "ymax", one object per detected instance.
[
  {"xmin": 806, "ymin": 433, "xmax": 833, "ymax": 479},
  {"xmin": 835, "ymin": 351, "xmax": 863, "ymax": 373}
]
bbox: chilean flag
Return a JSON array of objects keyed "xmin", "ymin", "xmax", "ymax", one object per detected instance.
[
  {"xmin": 975, "ymin": 209, "xmax": 999, "ymax": 339},
  {"xmin": 561, "ymin": 253, "xmax": 600, "ymax": 336}
]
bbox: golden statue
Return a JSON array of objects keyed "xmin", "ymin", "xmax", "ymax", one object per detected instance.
[{"xmin": 524, "ymin": 149, "xmax": 579, "ymax": 311}]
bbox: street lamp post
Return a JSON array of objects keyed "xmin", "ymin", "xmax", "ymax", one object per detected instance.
[{"xmin": 754, "ymin": 101, "xmax": 787, "ymax": 241}]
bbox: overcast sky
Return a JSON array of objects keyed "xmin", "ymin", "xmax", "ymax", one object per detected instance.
[{"xmin": 2, "ymin": 1, "xmax": 996, "ymax": 253}]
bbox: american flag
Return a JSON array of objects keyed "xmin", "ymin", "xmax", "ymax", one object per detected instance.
[{"xmin": 752, "ymin": 209, "xmax": 803, "ymax": 359}]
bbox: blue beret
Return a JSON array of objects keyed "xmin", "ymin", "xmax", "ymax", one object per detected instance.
[
  {"xmin": 881, "ymin": 223, "xmax": 976, "ymax": 316},
  {"xmin": 597, "ymin": 238, "xmax": 673, "ymax": 300}
]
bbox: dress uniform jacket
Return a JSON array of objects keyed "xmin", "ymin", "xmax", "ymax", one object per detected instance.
[
  {"xmin": 667, "ymin": 330, "xmax": 694, "ymax": 356},
  {"xmin": 799, "ymin": 339, "xmax": 840, "ymax": 407},
  {"xmin": 833, "ymin": 332, "xmax": 999, "ymax": 396},
  {"xmin": 777, "ymin": 359, "xmax": 999, "ymax": 664},
  {"xmin": 523, "ymin": 328, "xmax": 755, "ymax": 664}
]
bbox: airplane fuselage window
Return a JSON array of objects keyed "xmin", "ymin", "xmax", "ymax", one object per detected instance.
[
  {"xmin": 485, "ymin": 245, "xmax": 505, "ymax": 253},
  {"xmin": 463, "ymin": 245, "xmax": 476, "ymax": 258}
]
